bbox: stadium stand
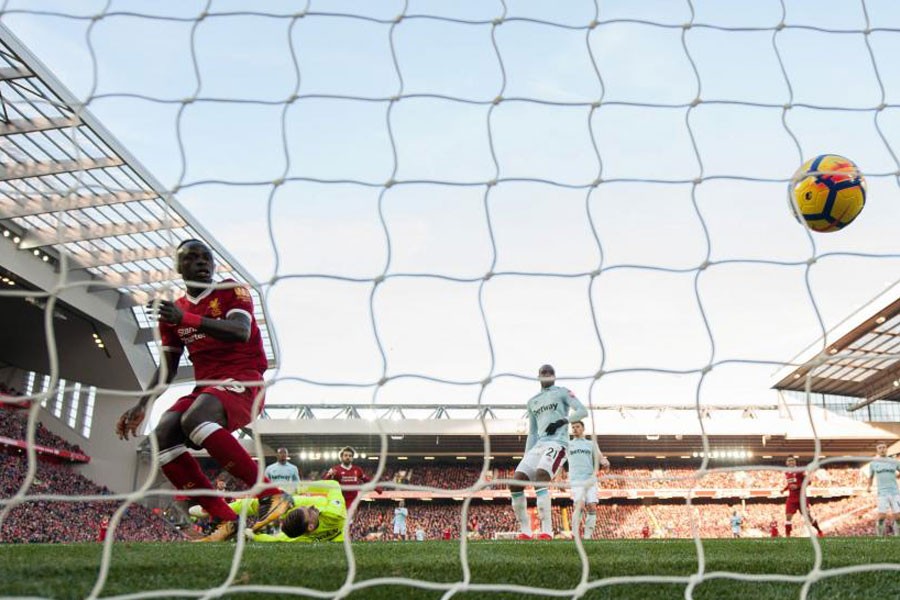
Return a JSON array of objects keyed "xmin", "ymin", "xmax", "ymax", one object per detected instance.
[
  {"xmin": 276, "ymin": 459, "xmax": 876, "ymax": 541},
  {"xmin": 3, "ymin": 444, "xmax": 878, "ymax": 544},
  {"xmin": 347, "ymin": 494, "xmax": 879, "ymax": 541},
  {"xmin": 0, "ymin": 453, "xmax": 178, "ymax": 543},
  {"xmin": 300, "ymin": 462, "xmax": 864, "ymax": 493},
  {"xmin": 0, "ymin": 405, "xmax": 86, "ymax": 458}
]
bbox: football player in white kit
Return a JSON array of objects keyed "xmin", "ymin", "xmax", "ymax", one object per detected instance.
[
  {"xmin": 867, "ymin": 441, "xmax": 900, "ymax": 536},
  {"xmin": 567, "ymin": 420, "xmax": 609, "ymax": 540},
  {"xmin": 510, "ymin": 364, "xmax": 588, "ymax": 540}
]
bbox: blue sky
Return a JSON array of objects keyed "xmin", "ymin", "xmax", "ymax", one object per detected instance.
[{"xmin": 4, "ymin": 0, "xmax": 900, "ymax": 424}]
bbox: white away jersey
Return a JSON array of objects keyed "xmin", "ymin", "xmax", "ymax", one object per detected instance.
[
  {"xmin": 525, "ymin": 385, "xmax": 588, "ymax": 451},
  {"xmin": 871, "ymin": 457, "xmax": 900, "ymax": 495},
  {"xmin": 567, "ymin": 437, "xmax": 599, "ymax": 483}
]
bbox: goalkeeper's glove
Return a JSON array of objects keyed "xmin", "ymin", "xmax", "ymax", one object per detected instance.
[{"xmin": 544, "ymin": 419, "xmax": 568, "ymax": 435}]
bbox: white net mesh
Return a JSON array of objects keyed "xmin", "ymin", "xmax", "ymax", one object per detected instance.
[{"xmin": 2, "ymin": 0, "xmax": 900, "ymax": 598}]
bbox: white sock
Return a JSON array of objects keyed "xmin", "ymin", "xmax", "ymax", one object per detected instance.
[
  {"xmin": 584, "ymin": 512, "xmax": 597, "ymax": 539},
  {"xmin": 189, "ymin": 421, "xmax": 222, "ymax": 447},
  {"xmin": 511, "ymin": 492, "xmax": 531, "ymax": 535},
  {"xmin": 536, "ymin": 489, "xmax": 552, "ymax": 535}
]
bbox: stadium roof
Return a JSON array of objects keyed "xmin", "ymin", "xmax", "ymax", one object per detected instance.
[
  {"xmin": 0, "ymin": 23, "xmax": 276, "ymax": 383},
  {"xmin": 772, "ymin": 278, "xmax": 900, "ymax": 411}
]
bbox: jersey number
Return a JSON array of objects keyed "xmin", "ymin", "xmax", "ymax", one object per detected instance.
[{"xmin": 544, "ymin": 447, "xmax": 557, "ymax": 458}]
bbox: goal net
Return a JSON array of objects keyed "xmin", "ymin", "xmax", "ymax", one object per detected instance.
[{"xmin": 1, "ymin": 0, "xmax": 900, "ymax": 598}]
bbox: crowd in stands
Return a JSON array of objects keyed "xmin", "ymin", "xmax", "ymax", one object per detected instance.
[
  {"xmin": 0, "ymin": 406, "xmax": 85, "ymax": 456},
  {"xmin": 0, "ymin": 446, "xmax": 885, "ymax": 543},
  {"xmin": 347, "ymin": 492, "xmax": 883, "ymax": 540},
  {"xmin": 602, "ymin": 467, "xmax": 863, "ymax": 490},
  {"xmin": 303, "ymin": 463, "xmax": 865, "ymax": 492},
  {"xmin": 350, "ymin": 502, "xmax": 549, "ymax": 540},
  {"xmin": 0, "ymin": 454, "xmax": 179, "ymax": 543}
]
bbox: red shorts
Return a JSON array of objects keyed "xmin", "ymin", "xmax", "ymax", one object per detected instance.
[
  {"xmin": 785, "ymin": 497, "xmax": 809, "ymax": 516},
  {"xmin": 166, "ymin": 375, "xmax": 265, "ymax": 431}
]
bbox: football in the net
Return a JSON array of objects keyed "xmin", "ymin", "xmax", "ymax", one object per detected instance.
[{"xmin": 790, "ymin": 154, "xmax": 866, "ymax": 232}]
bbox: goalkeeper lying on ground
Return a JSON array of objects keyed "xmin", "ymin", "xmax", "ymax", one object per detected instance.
[{"xmin": 191, "ymin": 480, "xmax": 347, "ymax": 542}]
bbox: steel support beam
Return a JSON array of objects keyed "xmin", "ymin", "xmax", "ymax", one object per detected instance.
[
  {"xmin": 0, "ymin": 66, "xmax": 32, "ymax": 81},
  {"xmin": 92, "ymin": 268, "xmax": 180, "ymax": 288},
  {"xmin": 19, "ymin": 217, "xmax": 185, "ymax": 248},
  {"xmin": 0, "ymin": 190, "xmax": 158, "ymax": 219},
  {"xmin": 67, "ymin": 244, "xmax": 173, "ymax": 270},
  {"xmin": 0, "ymin": 156, "xmax": 123, "ymax": 181},
  {"xmin": 0, "ymin": 115, "xmax": 79, "ymax": 136}
]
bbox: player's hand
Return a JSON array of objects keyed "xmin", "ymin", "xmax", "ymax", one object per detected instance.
[
  {"xmin": 148, "ymin": 299, "xmax": 184, "ymax": 325},
  {"xmin": 544, "ymin": 419, "xmax": 568, "ymax": 435},
  {"xmin": 599, "ymin": 457, "xmax": 610, "ymax": 470},
  {"xmin": 116, "ymin": 404, "xmax": 146, "ymax": 440}
]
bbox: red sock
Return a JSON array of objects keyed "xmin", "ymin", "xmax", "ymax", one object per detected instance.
[
  {"xmin": 161, "ymin": 452, "xmax": 237, "ymax": 522},
  {"xmin": 785, "ymin": 523, "xmax": 792, "ymax": 537},
  {"xmin": 202, "ymin": 428, "xmax": 280, "ymax": 498},
  {"xmin": 812, "ymin": 519, "xmax": 821, "ymax": 533}
]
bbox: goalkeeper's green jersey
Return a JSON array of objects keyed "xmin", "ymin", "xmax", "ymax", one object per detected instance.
[{"xmin": 229, "ymin": 480, "xmax": 347, "ymax": 542}]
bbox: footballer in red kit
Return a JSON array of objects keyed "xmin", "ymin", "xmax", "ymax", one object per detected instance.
[
  {"xmin": 158, "ymin": 275, "xmax": 268, "ymax": 430},
  {"xmin": 116, "ymin": 239, "xmax": 291, "ymax": 543},
  {"xmin": 324, "ymin": 446, "xmax": 379, "ymax": 509},
  {"xmin": 97, "ymin": 517, "xmax": 109, "ymax": 542},
  {"xmin": 781, "ymin": 457, "xmax": 823, "ymax": 537}
]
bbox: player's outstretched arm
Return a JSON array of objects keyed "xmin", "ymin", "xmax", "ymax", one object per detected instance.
[
  {"xmin": 116, "ymin": 349, "xmax": 181, "ymax": 441},
  {"xmin": 358, "ymin": 469, "xmax": 383, "ymax": 494},
  {"xmin": 227, "ymin": 497, "xmax": 259, "ymax": 516},
  {"xmin": 191, "ymin": 498, "xmax": 260, "ymax": 520}
]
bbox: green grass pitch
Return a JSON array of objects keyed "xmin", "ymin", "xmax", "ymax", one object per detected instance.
[{"xmin": 2, "ymin": 538, "xmax": 899, "ymax": 599}]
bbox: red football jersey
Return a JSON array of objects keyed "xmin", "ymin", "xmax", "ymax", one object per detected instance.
[
  {"xmin": 159, "ymin": 280, "xmax": 267, "ymax": 381},
  {"xmin": 784, "ymin": 470, "xmax": 806, "ymax": 500},
  {"xmin": 324, "ymin": 463, "xmax": 371, "ymax": 505}
]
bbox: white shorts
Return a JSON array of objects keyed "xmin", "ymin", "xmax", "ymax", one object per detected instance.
[
  {"xmin": 572, "ymin": 482, "xmax": 598, "ymax": 505},
  {"xmin": 877, "ymin": 493, "xmax": 900, "ymax": 513},
  {"xmin": 394, "ymin": 523, "xmax": 407, "ymax": 535},
  {"xmin": 515, "ymin": 441, "xmax": 567, "ymax": 480}
]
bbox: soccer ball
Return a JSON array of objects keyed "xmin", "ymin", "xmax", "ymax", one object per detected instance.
[{"xmin": 790, "ymin": 154, "xmax": 866, "ymax": 232}]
